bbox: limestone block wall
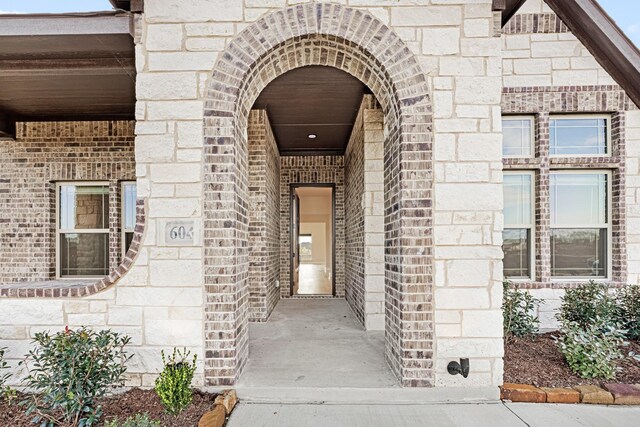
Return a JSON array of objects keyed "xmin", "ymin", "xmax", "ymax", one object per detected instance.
[
  {"xmin": 502, "ymin": 0, "xmax": 616, "ymax": 87},
  {"xmin": 345, "ymin": 95, "xmax": 385, "ymax": 330},
  {"xmin": 428, "ymin": 3, "xmax": 505, "ymax": 387},
  {"xmin": 137, "ymin": 0, "xmax": 506, "ymax": 388},
  {"xmin": 248, "ymin": 110, "xmax": 281, "ymax": 321}
]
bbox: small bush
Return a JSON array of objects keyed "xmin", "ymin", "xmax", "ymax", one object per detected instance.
[
  {"xmin": 20, "ymin": 327, "xmax": 131, "ymax": 427},
  {"xmin": 503, "ymin": 280, "xmax": 542, "ymax": 339},
  {"xmin": 104, "ymin": 413, "xmax": 160, "ymax": 427},
  {"xmin": 155, "ymin": 348, "xmax": 197, "ymax": 415},
  {"xmin": 556, "ymin": 281, "xmax": 619, "ymax": 330},
  {"xmin": 0, "ymin": 346, "xmax": 11, "ymax": 399},
  {"xmin": 617, "ymin": 284, "xmax": 640, "ymax": 340},
  {"xmin": 556, "ymin": 318, "xmax": 625, "ymax": 379}
]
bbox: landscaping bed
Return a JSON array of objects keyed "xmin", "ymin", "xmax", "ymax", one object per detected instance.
[
  {"xmin": 504, "ymin": 333, "xmax": 640, "ymax": 388},
  {"xmin": 0, "ymin": 388, "xmax": 218, "ymax": 427}
]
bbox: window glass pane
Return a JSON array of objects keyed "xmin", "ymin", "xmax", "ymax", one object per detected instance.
[
  {"xmin": 59, "ymin": 185, "xmax": 109, "ymax": 230},
  {"xmin": 551, "ymin": 174, "xmax": 607, "ymax": 226},
  {"xmin": 550, "ymin": 118, "xmax": 607, "ymax": 155},
  {"xmin": 502, "ymin": 119, "xmax": 532, "ymax": 157},
  {"xmin": 503, "ymin": 229, "xmax": 531, "ymax": 278},
  {"xmin": 60, "ymin": 233, "xmax": 109, "ymax": 277},
  {"xmin": 504, "ymin": 174, "xmax": 532, "ymax": 226},
  {"xmin": 123, "ymin": 183, "xmax": 137, "ymax": 231},
  {"xmin": 551, "ymin": 229, "xmax": 607, "ymax": 277}
]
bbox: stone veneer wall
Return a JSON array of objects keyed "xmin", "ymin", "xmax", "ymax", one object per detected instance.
[
  {"xmin": 1, "ymin": 0, "xmax": 507, "ymax": 391},
  {"xmin": 280, "ymin": 156, "xmax": 345, "ymax": 298},
  {"xmin": 0, "ymin": 121, "xmax": 135, "ymax": 283},
  {"xmin": 248, "ymin": 110, "xmax": 280, "ymax": 322},
  {"xmin": 502, "ymin": 0, "xmax": 617, "ymax": 87},
  {"xmin": 344, "ymin": 95, "xmax": 385, "ymax": 330}
]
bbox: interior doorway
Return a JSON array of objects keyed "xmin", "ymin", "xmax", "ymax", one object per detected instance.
[{"xmin": 290, "ymin": 184, "xmax": 335, "ymax": 296}]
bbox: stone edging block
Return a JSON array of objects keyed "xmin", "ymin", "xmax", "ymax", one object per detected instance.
[
  {"xmin": 541, "ymin": 387, "xmax": 580, "ymax": 404},
  {"xmin": 604, "ymin": 383, "xmax": 640, "ymax": 405},
  {"xmin": 500, "ymin": 383, "xmax": 547, "ymax": 403},
  {"xmin": 500, "ymin": 383, "xmax": 640, "ymax": 405},
  {"xmin": 198, "ymin": 389, "xmax": 238, "ymax": 427},
  {"xmin": 574, "ymin": 385, "xmax": 615, "ymax": 405}
]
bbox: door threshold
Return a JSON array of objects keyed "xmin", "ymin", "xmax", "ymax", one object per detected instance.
[{"xmin": 288, "ymin": 295, "xmax": 339, "ymax": 299}]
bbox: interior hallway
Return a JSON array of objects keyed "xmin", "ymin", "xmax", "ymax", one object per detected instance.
[
  {"xmin": 295, "ymin": 263, "xmax": 332, "ymax": 295},
  {"xmin": 238, "ymin": 299, "xmax": 397, "ymax": 388}
]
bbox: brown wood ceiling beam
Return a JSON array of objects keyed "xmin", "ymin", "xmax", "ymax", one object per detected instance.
[{"xmin": 0, "ymin": 57, "xmax": 135, "ymax": 72}]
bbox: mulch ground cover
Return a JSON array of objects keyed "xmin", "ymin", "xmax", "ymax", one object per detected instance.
[
  {"xmin": 504, "ymin": 332, "xmax": 640, "ymax": 388},
  {"xmin": 0, "ymin": 388, "xmax": 217, "ymax": 427}
]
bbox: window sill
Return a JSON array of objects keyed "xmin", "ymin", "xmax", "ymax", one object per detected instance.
[
  {"xmin": 0, "ymin": 279, "xmax": 103, "ymax": 298},
  {"xmin": 504, "ymin": 280, "xmax": 627, "ymax": 290}
]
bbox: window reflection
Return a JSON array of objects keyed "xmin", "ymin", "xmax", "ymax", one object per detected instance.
[
  {"xmin": 550, "ymin": 172, "xmax": 609, "ymax": 278},
  {"xmin": 551, "ymin": 229, "xmax": 607, "ymax": 277},
  {"xmin": 503, "ymin": 173, "xmax": 533, "ymax": 279},
  {"xmin": 503, "ymin": 229, "xmax": 531, "ymax": 278},
  {"xmin": 550, "ymin": 118, "xmax": 608, "ymax": 156},
  {"xmin": 503, "ymin": 118, "xmax": 533, "ymax": 157},
  {"xmin": 58, "ymin": 184, "xmax": 110, "ymax": 278}
]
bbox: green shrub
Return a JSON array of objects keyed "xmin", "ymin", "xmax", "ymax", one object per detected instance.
[
  {"xmin": 503, "ymin": 280, "xmax": 542, "ymax": 339},
  {"xmin": 104, "ymin": 413, "xmax": 160, "ymax": 427},
  {"xmin": 557, "ymin": 281, "xmax": 619, "ymax": 330},
  {"xmin": 556, "ymin": 318, "xmax": 625, "ymax": 379},
  {"xmin": 0, "ymin": 346, "xmax": 11, "ymax": 399},
  {"xmin": 155, "ymin": 348, "xmax": 197, "ymax": 415},
  {"xmin": 617, "ymin": 284, "xmax": 640, "ymax": 340},
  {"xmin": 20, "ymin": 327, "xmax": 131, "ymax": 427}
]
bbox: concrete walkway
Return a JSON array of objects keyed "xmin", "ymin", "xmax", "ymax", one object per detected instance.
[
  {"xmin": 227, "ymin": 402, "xmax": 640, "ymax": 426},
  {"xmin": 238, "ymin": 299, "xmax": 397, "ymax": 389}
]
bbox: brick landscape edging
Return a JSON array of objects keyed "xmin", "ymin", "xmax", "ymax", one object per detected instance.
[{"xmin": 501, "ymin": 383, "xmax": 640, "ymax": 405}]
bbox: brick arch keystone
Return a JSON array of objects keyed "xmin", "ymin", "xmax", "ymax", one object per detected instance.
[{"xmin": 203, "ymin": 2, "xmax": 434, "ymax": 387}]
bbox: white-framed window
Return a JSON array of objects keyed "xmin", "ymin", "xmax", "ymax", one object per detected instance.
[
  {"xmin": 502, "ymin": 116, "xmax": 535, "ymax": 158},
  {"xmin": 550, "ymin": 171, "xmax": 611, "ymax": 279},
  {"xmin": 121, "ymin": 181, "xmax": 137, "ymax": 258},
  {"xmin": 57, "ymin": 182, "xmax": 110, "ymax": 279},
  {"xmin": 503, "ymin": 172, "xmax": 535, "ymax": 280},
  {"xmin": 549, "ymin": 115, "xmax": 611, "ymax": 156}
]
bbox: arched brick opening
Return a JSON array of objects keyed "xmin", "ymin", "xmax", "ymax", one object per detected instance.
[{"xmin": 203, "ymin": 3, "xmax": 434, "ymax": 387}]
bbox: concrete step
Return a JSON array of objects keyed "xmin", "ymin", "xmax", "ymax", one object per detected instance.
[{"xmin": 209, "ymin": 385, "xmax": 500, "ymax": 405}]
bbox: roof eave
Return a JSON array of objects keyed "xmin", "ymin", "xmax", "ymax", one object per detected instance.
[{"xmin": 109, "ymin": 0, "xmax": 144, "ymax": 13}]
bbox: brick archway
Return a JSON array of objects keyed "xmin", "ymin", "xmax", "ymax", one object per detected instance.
[{"xmin": 203, "ymin": 3, "xmax": 434, "ymax": 387}]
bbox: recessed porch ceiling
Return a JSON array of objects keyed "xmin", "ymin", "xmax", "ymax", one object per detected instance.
[
  {"xmin": 0, "ymin": 12, "xmax": 135, "ymax": 133},
  {"xmin": 253, "ymin": 66, "xmax": 369, "ymax": 156}
]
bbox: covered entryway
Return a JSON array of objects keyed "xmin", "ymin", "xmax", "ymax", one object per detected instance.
[{"xmin": 203, "ymin": 3, "xmax": 434, "ymax": 388}]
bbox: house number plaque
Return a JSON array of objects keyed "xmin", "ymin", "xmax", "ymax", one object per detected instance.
[{"xmin": 164, "ymin": 220, "xmax": 196, "ymax": 246}]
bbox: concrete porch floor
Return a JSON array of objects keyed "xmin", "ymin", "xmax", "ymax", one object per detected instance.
[{"xmin": 237, "ymin": 299, "xmax": 397, "ymax": 389}]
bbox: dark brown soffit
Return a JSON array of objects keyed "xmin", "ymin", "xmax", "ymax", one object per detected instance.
[{"xmin": 109, "ymin": 0, "xmax": 144, "ymax": 13}]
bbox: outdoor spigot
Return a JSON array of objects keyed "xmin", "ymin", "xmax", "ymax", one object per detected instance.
[{"xmin": 447, "ymin": 358, "xmax": 470, "ymax": 378}]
